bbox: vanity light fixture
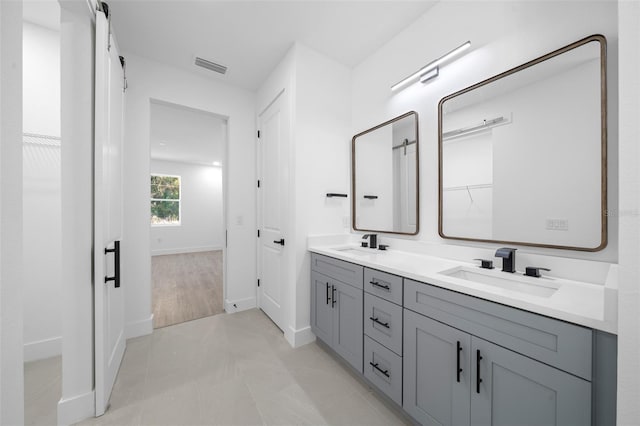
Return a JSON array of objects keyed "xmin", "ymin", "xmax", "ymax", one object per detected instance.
[{"xmin": 391, "ymin": 41, "xmax": 471, "ymax": 91}]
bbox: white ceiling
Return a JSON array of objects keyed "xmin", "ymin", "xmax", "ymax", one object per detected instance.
[
  {"xmin": 108, "ymin": 0, "xmax": 437, "ymax": 90},
  {"xmin": 150, "ymin": 100, "xmax": 226, "ymax": 166}
]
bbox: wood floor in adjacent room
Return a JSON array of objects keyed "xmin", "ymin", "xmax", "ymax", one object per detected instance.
[{"xmin": 152, "ymin": 250, "xmax": 224, "ymax": 329}]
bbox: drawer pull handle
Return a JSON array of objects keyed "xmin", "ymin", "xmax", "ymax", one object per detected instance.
[
  {"xmin": 326, "ymin": 282, "xmax": 330, "ymax": 305},
  {"xmin": 331, "ymin": 285, "xmax": 336, "ymax": 307},
  {"xmin": 476, "ymin": 349, "xmax": 483, "ymax": 394},
  {"xmin": 369, "ymin": 316, "xmax": 390, "ymax": 329},
  {"xmin": 456, "ymin": 341, "xmax": 462, "ymax": 382},
  {"xmin": 370, "ymin": 281, "xmax": 390, "ymax": 291},
  {"xmin": 369, "ymin": 362, "xmax": 390, "ymax": 378}
]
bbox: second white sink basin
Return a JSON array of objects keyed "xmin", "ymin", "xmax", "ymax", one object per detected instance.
[
  {"xmin": 333, "ymin": 247, "xmax": 376, "ymax": 256},
  {"xmin": 439, "ymin": 266, "xmax": 560, "ymax": 298}
]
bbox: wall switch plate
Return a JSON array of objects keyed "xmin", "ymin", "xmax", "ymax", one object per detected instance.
[{"xmin": 546, "ymin": 219, "xmax": 569, "ymax": 231}]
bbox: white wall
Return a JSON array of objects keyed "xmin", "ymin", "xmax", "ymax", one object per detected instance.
[
  {"xmin": 258, "ymin": 42, "xmax": 351, "ymax": 346},
  {"xmin": 0, "ymin": 1, "xmax": 24, "ymax": 423},
  {"xmin": 22, "ymin": 21, "xmax": 62, "ymax": 361},
  {"xmin": 23, "ymin": 22, "xmax": 60, "ymax": 136},
  {"xmin": 123, "ymin": 53, "xmax": 256, "ymax": 333},
  {"xmin": 150, "ymin": 160, "xmax": 224, "ymax": 255},
  {"xmin": 616, "ymin": 1, "xmax": 640, "ymax": 423},
  {"xmin": 351, "ymin": 1, "xmax": 618, "ymax": 263}
]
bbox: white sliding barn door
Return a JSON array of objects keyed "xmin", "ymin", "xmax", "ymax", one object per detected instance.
[
  {"xmin": 257, "ymin": 92, "xmax": 289, "ymax": 331},
  {"xmin": 94, "ymin": 5, "xmax": 126, "ymax": 416}
]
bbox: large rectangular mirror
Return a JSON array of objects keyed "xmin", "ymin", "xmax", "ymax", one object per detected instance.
[
  {"xmin": 353, "ymin": 111, "xmax": 419, "ymax": 235},
  {"xmin": 439, "ymin": 35, "xmax": 607, "ymax": 251}
]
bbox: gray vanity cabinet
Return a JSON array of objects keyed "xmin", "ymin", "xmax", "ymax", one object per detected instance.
[
  {"xmin": 404, "ymin": 308, "xmax": 592, "ymax": 426},
  {"xmin": 332, "ymin": 279, "xmax": 364, "ymax": 371},
  {"xmin": 310, "ymin": 254, "xmax": 364, "ymax": 373},
  {"xmin": 310, "ymin": 271, "xmax": 334, "ymax": 344},
  {"xmin": 404, "ymin": 309, "xmax": 471, "ymax": 426},
  {"xmin": 471, "ymin": 337, "xmax": 591, "ymax": 426}
]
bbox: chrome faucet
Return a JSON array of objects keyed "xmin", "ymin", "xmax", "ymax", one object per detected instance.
[
  {"xmin": 362, "ymin": 234, "xmax": 378, "ymax": 249},
  {"xmin": 495, "ymin": 247, "xmax": 517, "ymax": 273}
]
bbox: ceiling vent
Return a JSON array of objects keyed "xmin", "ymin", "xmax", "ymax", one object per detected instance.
[{"xmin": 194, "ymin": 57, "xmax": 227, "ymax": 75}]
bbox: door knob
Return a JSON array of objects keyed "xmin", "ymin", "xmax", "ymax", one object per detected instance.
[{"xmin": 273, "ymin": 238, "xmax": 285, "ymax": 246}]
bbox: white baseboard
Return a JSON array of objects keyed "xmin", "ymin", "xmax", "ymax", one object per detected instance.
[
  {"xmin": 285, "ymin": 325, "xmax": 316, "ymax": 348},
  {"xmin": 151, "ymin": 246, "xmax": 223, "ymax": 256},
  {"xmin": 57, "ymin": 390, "xmax": 95, "ymax": 426},
  {"xmin": 224, "ymin": 297, "xmax": 256, "ymax": 313},
  {"xmin": 126, "ymin": 314, "xmax": 154, "ymax": 339},
  {"xmin": 24, "ymin": 336, "xmax": 62, "ymax": 362}
]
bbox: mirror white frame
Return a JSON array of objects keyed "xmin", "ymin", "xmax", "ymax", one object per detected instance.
[
  {"xmin": 352, "ymin": 111, "xmax": 420, "ymax": 235},
  {"xmin": 438, "ymin": 34, "xmax": 607, "ymax": 251}
]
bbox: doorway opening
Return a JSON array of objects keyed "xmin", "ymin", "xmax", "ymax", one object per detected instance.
[
  {"xmin": 22, "ymin": 3, "xmax": 63, "ymax": 424},
  {"xmin": 149, "ymin": 99, "xmax": 227, "ymax": 329}
]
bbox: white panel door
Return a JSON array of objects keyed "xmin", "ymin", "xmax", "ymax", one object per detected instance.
[
  {"xmin": 94, "ymin": 6, "xmax": 126, "ymax": 416},
  {"xmin": 257, "ymin": 92, "xmax": 289, "ymax": 331}
]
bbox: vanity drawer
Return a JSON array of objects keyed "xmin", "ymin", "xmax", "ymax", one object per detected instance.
[
  {"xmin": 311, "ymin": 253, "xmax": 363, "ymax": 290},
  {"xmin": 364, "ymin": 268, "xmax": 403, "ymax": 305},
  {"xmin": 364, "ymin": 336, "xmax": 402, "ymax": 406},
  {"xmin": 404, "ymin": 279, "xmax": 593, "ymax": 381},
  {"xmin": 364, "ymin": 293, "xmax": 403, "ymax": 355}
]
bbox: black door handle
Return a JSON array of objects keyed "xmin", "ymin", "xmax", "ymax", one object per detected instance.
[
  {"xmin": 476, "ymin": 349, "xmax": 483, "ymax": 394},
  {"xmin": 104, "ymin": 240, "xmax": 120, "ymax": 288},
  {"xmin": 369, "ymin": 316, "xmax": 390, "ymax": 329},
  {"xmin": 273, "ymin": 238, "xmax": 285, "ymax": 246},
  {"xmin": 456, "ymin": 341, "xmax": 462, "ymax": 382},
  {"xmin": 326, "ymin": 282, "xmax": 330, "ymax": 305},
  {"xmin": 331, "ymin": 285, "xmax": 336, "ymax": 307}
]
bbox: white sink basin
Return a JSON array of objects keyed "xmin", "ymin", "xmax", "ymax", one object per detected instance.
[
  {"xmin": 333, "ymin": 247, "xmax": 377, "ymax": 256},
  {"xmin": 438, "ymin": 266, "xmax": 560, "ymax": 298}
]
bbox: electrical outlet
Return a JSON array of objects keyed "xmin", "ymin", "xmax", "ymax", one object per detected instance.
[
  {"xmin": 546, "ymin": 219, "xmax": 569, "ymax": 231},
  {"xmin": 236, "ymin": 215, "xmax": 243, "ymax": 226}
]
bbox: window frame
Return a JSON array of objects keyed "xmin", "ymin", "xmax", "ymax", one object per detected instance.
[{"xmin": 150, "ymin": 173, "xmax": 182, "ymax": 227}]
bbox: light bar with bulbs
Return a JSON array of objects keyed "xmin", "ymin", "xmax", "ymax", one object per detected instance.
[{"xmin": 391, "ymin": 41, "xmax": 471, "ymax": 91}]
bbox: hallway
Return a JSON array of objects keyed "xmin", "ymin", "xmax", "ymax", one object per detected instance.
[{"xmin": 152, "ymin": 251, "xmax": 224, "ymax": 329}]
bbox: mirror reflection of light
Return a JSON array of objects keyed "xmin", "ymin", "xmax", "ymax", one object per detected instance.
[{"xmin": 212, "ymin": 161, "xmax": 221, "ymax": 166}]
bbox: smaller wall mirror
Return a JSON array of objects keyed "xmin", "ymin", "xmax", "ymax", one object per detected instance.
[{"xmin": 352, "ymin": 111, "xmax": 419, "ymax": 235}]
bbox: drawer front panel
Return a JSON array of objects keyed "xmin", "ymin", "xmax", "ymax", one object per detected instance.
[
  {"xmin": 364, "ymin": 293, "xmax": 403, "ymax": 355},
  {"xmin": 364, "ymin": 267, "xmax": 403, "ymax": 305},
  {"xmin": 311, "ymin": 253, "xmax": 363, "ymax": 289},
  {"xmin": 364, "ymin": 336, "xmax": 403, "ymax": 406},
  {"xmin": 404, "ymin": 279, "xmax": 593, "ymax": 380}
]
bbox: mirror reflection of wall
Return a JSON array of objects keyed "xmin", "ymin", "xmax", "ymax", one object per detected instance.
[
  {"xmin": 440, "ymin": 36, "xmax": 605, "ymax": 250},
  {"xmin": 353, "ymin": 111, "xmax": 419, "ymax": 235}
]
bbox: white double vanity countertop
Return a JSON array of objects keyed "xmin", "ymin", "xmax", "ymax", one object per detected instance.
[{"xmin": 308, "ymin": 237, "xmax": 618, "ymax": 334}]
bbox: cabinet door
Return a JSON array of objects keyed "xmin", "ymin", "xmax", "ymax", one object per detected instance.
[
  {"xmin": 471, "ymin": 337, "xmax": 591, "ymax": 426},
  {"xmin": 310, "ymin": 271, "xmax": 333, "ymax": 344},
  {"xmin": 404, "ymin": 309, "xmax": 471, "ymax": 426},
  {"xmin": 332, "ymin": 280, "xmax": 363, "ymax": 373}
]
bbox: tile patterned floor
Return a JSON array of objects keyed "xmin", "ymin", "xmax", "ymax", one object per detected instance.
[
  {"xmin": 25, "ymin": 356, "xmax": 61, "ymax": 426},
  {"xmin": 71, "ymin": 309, "xmax": 412, "ymax": 426}
]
